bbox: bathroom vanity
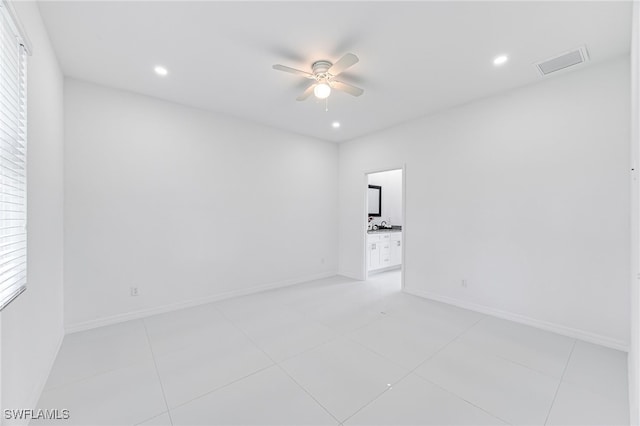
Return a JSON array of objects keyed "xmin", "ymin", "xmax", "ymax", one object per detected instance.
[{"xmin": 367, "ymin": 229, "xmax": 402, "ymax": 272}]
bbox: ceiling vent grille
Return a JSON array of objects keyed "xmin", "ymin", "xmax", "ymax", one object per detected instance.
[{"xmin": 534, "ymin": 46, "xmax": 589, "ymax": 76}]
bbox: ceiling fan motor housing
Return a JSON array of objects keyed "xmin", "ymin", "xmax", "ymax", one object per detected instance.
[{"xmin": 312, "ymin": 60, "xmax": 333, "ymax": 80}]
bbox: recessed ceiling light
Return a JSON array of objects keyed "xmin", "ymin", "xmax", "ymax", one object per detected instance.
[
  {"xmin": 154, "ymin": 66, "xmax": 168, "ymax": 76},
  {"xmin": 493, "ymin": 55, "xmax": 508, "ymax": 66},
  {"xmin": 332, "ymin": 121, "xmax": 341, "ymax": 129}
]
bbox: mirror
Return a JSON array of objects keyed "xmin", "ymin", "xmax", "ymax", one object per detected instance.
[{"xmin": 368, "ymin": 185, "xmax": 382, "ymax": 217}]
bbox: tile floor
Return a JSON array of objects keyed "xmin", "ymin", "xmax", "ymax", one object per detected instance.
[{"xmin": 33, "ymin": 270, "xmax": 629, "ymax": 425}]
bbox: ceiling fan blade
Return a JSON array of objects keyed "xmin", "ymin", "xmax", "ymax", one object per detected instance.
[
  {"xmin": 332, "ymin": 80, "xmax": 364, "ymax": 97},
  {"xmin": 272, "ymin": 64, "xmax": 314, "ymax": 79},
  {"xmin": 296, "ymin": 84, "xmax": 316, "ymax": 101},
  {"xmin": 328, "ymin": 53, "xmax": 359, "ymax": 76}
]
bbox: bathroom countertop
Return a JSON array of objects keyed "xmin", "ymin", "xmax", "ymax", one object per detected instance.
[{"xmin": 367, "ymin": 226, "xmax": 402, "ymax": 234}]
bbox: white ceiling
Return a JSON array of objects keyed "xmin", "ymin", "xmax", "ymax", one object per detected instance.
[{"xmin": 37, "ymin": 1, "xmax": 631, "ymax": 143}]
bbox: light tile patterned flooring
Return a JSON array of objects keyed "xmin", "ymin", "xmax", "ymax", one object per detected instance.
[{"xmin": 33, "ymin": 271, "xmax": 629, "ymax": 425}]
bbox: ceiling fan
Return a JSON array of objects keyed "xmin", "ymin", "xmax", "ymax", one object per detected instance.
[{"xmin": 273, "ymin": 53, "xmax": 364, "ymax": 101}]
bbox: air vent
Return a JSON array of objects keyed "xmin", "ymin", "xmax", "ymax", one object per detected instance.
[{"xmin": 535, "ymin": 46, "xmax": 589, "ymax": 76}]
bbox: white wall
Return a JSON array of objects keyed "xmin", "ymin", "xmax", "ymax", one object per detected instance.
[
  {"xmin": 368, "ymin": 169, "xmax": 402, "ymax": 227},
  {"xmin": 64, "ymin": 79, "xmax": 338, "ymax": 330},
  {"xmin": 0, "ymin": 0, "xmax": 65, "ymax": 421},
  {"xmin": 339, "ymin": 57, "xmax": 630, "ymax": 349},
  {"xmin": 629, "ymin": 2, "xmax": 639, "ymax": 423}
]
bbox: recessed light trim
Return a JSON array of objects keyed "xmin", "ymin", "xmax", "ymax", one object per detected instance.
[
  {"xmin": 332, "ymin": 121, "xmax": 341, "ymax": 129},
  {"xmin": 493, "ymin": 55, "xmax": 508, "ymax": 66},
  {"xmin": 154, "ymin": 65, "xmax": 168, "ymax": 76}
]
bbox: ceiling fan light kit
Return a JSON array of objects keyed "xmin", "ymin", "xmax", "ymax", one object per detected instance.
[
  {"xmin": 314, "ymin": 83, "xmax": 331, "ymax": 99},
  {"xmin": 273, "ymin": 53, "xmax": 364, "ymax": 104}
]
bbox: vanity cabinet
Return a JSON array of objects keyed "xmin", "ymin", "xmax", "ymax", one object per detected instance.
[
  {"xmin": 389, "ymin": 232, "xmax": 402, "ymax": 265},
  {"xmin": 368, "ymin": 239, "xmax": 382, "ymax": 270},
  {"xmin": 367, "ymin": 231, "xmax": 402, "ymax": 272}
]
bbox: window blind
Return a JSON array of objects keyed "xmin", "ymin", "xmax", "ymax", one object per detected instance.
[{"xmin": 0, "ymin": 1, "xmax": 27, "ymax": 311}]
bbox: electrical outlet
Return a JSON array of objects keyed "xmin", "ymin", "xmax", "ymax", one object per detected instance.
[
  {"xmin": 461, "ymin": 279, "xmax": 468, "ymax": 288},
  {"xmin": 130, "ymin": 287, "xmax": 139, "ymax": 296}
]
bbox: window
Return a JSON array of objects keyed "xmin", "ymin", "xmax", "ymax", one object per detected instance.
[{"xmin": 0, "ymin": 1, "xmax": 28, "ymax": 311}]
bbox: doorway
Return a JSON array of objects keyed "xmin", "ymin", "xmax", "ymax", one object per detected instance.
[{"xmin": 364, "ymin": 168, "xmax": 405, "ymax": 290}]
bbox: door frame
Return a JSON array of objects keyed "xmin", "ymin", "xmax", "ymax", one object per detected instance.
[{"xmin": 363, "ymin": 164, "xmax": 407, "ymax": 290}]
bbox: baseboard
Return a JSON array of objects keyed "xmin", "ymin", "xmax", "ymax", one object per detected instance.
[
  {"xmin": 404, "ymin": 287, "xmax": 629, "ymax": 352},
  {"xmin": 64, "ymin": 271, "xmax": 336, "ymax": 334},
  {"xmin": 337, "ymin": 270, "xmax": 361, "ymax": 280}
]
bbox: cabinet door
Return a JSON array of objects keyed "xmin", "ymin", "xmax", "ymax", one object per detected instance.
[
  {"xmin": 380, "ymin": 242, "xmax": 391, "ymax": 267},
  {"xmin": 368, "ymin": 243, "xmax": 381, "ymax": 270},
  {"xmin": 390, "ymin": 234, "xmax": 402, "ymax": 266}
]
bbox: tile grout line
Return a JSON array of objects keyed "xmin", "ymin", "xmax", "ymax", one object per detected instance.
[
  {"xmin": 451, "ymin": 316, "xmax": 575, "ymax": 382},
  {"xmin": 277, "ymin": 313, "xmax": 405, "ymax": 424},
  {"xmin": 212, "ymin": 304, "xmax": 279, "ymax": 365},
  {"xmin": 212, "ymin": 290, "xmax": 417, "ymax": 425},
  {"xmin": 454, "ymin": 317, "xmax": 581, "ymax": 385},
  {"xmin": 400, "ymin": 314, "xmax": 560, "ymax": 425},
  {"xmin": 401, "ymin": 315, "xmax": 512, "ymax": 425},
  {"xmin": 274, "ymin": 364, "xmax": 343, "ymax": 425},
  {"xmin": 43, "ymin": 364, "xmax": 137, "ymax": 394},
  {"xmin": 544, "ymin": 339, "xmax": 577, "ymax": 425},
  {"xmin": 404, "ymin": 314, "xmax": 485, "ymax": 374},
  {"xmin": 138, "ymin": 274, "xmax": 492, "ymax": 426},
  {"xmin": 134, "ymin": 411, "xmax": 172, "ymax": 426},
  {"xmin": 490, "ymin": 351, "xmax": 567, "ymax": 381},
  {"xmin": 143, "ymin": 303, "xmax": 282, "ymax": 413},
  {"xmin": 152, "ymin": 288, "xmax": 389, "ymax": 418},
  {"xmin": 413, "ymin": 374, "xmax": 513, "ymax": 425},
  {"xmin": 213, "ymin": 300, "xmax": 345, "ymax": 364},
  {"xmin": 339, "ymin": 385, "xmax": 396, "ymax": 425},
  {"xmin": 372, "ymin": 314, "xmax": 575, "ymax": 426},
  {"xmin": 213, "ymin": 304, "xmax": 343, "ymax": 425},
  {"xmin": 340, "ymin": 315, "xmax": 486, "ymax": 424},
  {"xmin": 141, "ymin": 319, "xmax": 175, "ymax": 426},
  {"xmin": 42, "ymin": 321, "xmax": 156, "ymax": 394},
  {"xmin": 407, "ymin": 316, "xmax": 511, "ymax": 424},
  {"xmin": 344, "ymin": 311, "xmax": 484, "ymax": 374},
  {"xmin": 454, "ymin": 307, "xmax": 578, "ymax": 381},
  {"xmin": 168, "ymin": 364, "xmax": 277, "ymax": 413}
]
